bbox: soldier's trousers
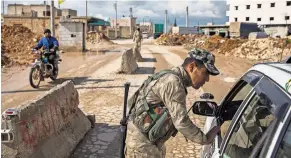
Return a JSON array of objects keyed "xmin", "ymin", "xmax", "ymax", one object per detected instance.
[
  {"xmin": 125, "ymin": 145, "xmax": 166, "ymax": 158},
  {"xmin": 125, "ymin": 122, "xmax": 166, "ymax": 158},
  {"xmin": 133, "ymin": 41, "xmax": 141, "ymax": 55}
]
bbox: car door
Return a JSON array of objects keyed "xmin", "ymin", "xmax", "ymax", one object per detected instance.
[
  {"xmin": 219, "ymin": 76, "xmax": 291, "ymax": 158},
  {"xmin": 202, "ymin": 71, "xmax": 263, "ymax": 158}
]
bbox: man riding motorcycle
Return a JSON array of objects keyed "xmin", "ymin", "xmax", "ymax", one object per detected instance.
[{"xmin": 33, "ymin": 29, "xmax": 59, "ymax": 76}]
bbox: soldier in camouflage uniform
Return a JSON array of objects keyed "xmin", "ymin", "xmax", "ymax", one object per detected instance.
[
  {"xmin": 133, "ymin": 28, "xmax": 142, "ymax": 56},
  {"xmin": 125, "ymin": 48, "xmax": 221, "ymax": 158}
]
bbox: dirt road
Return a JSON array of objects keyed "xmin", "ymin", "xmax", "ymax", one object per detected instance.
[{"xmin": 1, "ymin": 40, "xmax": 255, "ymax": 158}]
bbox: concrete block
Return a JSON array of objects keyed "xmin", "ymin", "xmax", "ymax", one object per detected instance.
[
  {"xmin": 1, "ymin": 81, "xmax": 91, "ymax": 158},
  {"xmin": 117, "ymin": 48, "xmax": 138, "ymax": 74}
]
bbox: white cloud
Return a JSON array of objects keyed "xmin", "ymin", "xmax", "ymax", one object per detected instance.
[
  {"xmin": 3, "ymin": 0, "xmax": 228, "ymax": 24},
  {"xmin": 135, "ymin": 9, "xmax": 159, "ymax": 18}
]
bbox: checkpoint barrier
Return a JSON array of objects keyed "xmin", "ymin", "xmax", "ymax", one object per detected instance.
[{"xmin": 1, "ymin": 81, "xmax": 92, "ymax": 158}]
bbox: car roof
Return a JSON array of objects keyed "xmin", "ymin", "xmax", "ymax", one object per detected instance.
[{"xmin": 249, "ymin": 63, "xmax": 291, "ymax": 94}]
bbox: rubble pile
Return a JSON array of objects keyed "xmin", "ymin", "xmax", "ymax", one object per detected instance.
[
  {"xmin": 156, "ymin": 33, "xmax": 291, "ymax": 61},
  {"xmin": 225, "ymin": 38, "xmax": 291, "ymax": 61},
  {"xmin": 1, "ymin": 44, "xmax": 11, "ymax": 67},
  {"xmin": 86, "ymin": 31, "xmax": 114, "ymax": 45},
  {"xmin": 155, "ymin": 33, "xmax": 205, "ymax": 46},
  {"xmin": 1, "ymin": 25, "xmax": 42, "ymax": 67}
]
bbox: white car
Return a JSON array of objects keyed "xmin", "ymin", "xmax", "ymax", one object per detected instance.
[
  {"xmin": 192, "ymin": 57, "xmax": 291, "ymax": 158},
  {"xmin": 142, "ymin": 32, "xmax": 149, "ymax": 39}
]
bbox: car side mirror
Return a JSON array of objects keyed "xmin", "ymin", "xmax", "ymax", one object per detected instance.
[{"xmin": 192, "ymin": 101, "xmax": 218, "ymax": 116}]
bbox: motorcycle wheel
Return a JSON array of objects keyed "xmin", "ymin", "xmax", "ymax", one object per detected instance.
[
  {"xmin": 29, "ymin": 66, "xmax": 41, "ymax": 88},
  {"xmin": 50, "ymin": 69, "xmax": 58, "ymax": 81}
]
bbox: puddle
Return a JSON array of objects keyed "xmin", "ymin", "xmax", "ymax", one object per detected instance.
[
  {"xmin": 223, "ymin": 77, "xmax": 237, "ymax": 83},
  {"xmin": 84, "ymin": 50, "xmax": 121, "ymax": 56}
]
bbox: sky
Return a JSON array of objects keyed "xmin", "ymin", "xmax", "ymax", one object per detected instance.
[{"xmin": 2, "ymin": 0, "xmax": 229, "ymax": 26}]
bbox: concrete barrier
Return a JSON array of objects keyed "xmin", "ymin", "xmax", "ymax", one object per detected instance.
[
  {"xmin": 117, "ymin": 48, "xmax": 138, "ymax": 74},
  {"xmin": 1, "ymin": 81, "xmax": 91, "ymax": 158}
]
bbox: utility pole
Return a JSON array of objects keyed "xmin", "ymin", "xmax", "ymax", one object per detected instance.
[
  {"xmin": 86, "ymin": 0, "xmax": 87, "ymax": 19},
  {"xmin": 129, "ymin": 7, "xmax": 132, "ymax": 37},
  {"xmin": 50, "ymin": 0, "xmax": 55, "ymax": 36},
  {"xmin": 165, "ymin": 10, "xmax": 168, "ymax": 34},
  {"xmin": 186, "ymin": 6, "xmax": 188, "ymax": 27},
  {"xmin": 44, "ymin": 1, "xmax": 46, "ymax": 17},
  {"xmin": 2, "ymin": 1, "xmax": 4, "ymax": 14},
  {"xmin": 14, "ymin": 3, "xmax": 16, "ymax": 15},
  {"xmin": 114, "ymin": 1, "xmax": 117, "ymax": 38},
  {"xmin": 130, "ymin": 7, "xmax": 132, "ymax": 17}
]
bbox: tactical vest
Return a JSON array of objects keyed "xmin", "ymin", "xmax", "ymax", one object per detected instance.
[{"xmin": 128, "ymin": 70, "xmax": 183, "ymax": 144}]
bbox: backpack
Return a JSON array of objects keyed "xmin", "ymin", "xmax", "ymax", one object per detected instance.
[{"xmin": 127, "ymin": 70, "xmax": 182, "ymax": 143}]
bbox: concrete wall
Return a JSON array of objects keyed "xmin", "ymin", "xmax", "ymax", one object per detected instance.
[
  {"xmin": 120, "ymin": 26, "xmax": 131, "ymax": 38},
  {"xmin": 172, "ymin": 27, "xmax": 199, "ymax": 35},
  {"xmin": 59, "ymin": 22, "xmax": 85, "ymax": 52},
  {"xmin": 107, "ymin": 28, "xmax": 120, "ymax": 39},
  {"xmin": 3, "ymin": 16, "xmax": 90, "ymax": 38},
  {"xmin": 227, "ymin": 0, "xmax": 291, "ymax": 25},
  {"xmin": 3, "ymin": 16, "xmax": 60, "ymax": 37},
  {"xmin": 1, "ymin": 81, "xmax": 91, "ymax": 158},
  {"xmin": 264, "ymin": 26, "xmax": 290, "ymax": 37},
  {"xmin": 201, "ymin": 27, "xmax": 229, "ymax": 37}
]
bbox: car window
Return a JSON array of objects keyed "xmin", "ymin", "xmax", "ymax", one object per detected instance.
[
  {"xmin": 276, "ymin": 121, "xmax": 291, "ymax": 158},
  {"xmin": 223, "ymin": 92, "xmax": 276, "ymax": 158},
  {"xmin": 231, "ymin": 83, "xmax": 252, "ymax": 102},
  {"xmin": 220, "ymin": 81, "xmax": 253, "ymax": 121}
]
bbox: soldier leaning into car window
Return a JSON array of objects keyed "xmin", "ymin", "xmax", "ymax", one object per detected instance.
[{"xmin": 125, "ymin": 48, "xmax": 221, "ymax": 158}]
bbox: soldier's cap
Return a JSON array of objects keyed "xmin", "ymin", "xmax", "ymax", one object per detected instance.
[{"xmin": 187, "ymin": 48, "xmax": 220, "ymax": 76}]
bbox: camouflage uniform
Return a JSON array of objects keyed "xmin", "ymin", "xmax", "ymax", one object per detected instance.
[
  {"xmin": 133, "ymin": 30, "xmax": 142, "ymax": 55},
  {"xmin": 125, "ymin": 67, "xmax": 206, "ymax": 158},
  {"xmin": 125, "ymin": 49, "xmax": 220, "ymax": 158}
]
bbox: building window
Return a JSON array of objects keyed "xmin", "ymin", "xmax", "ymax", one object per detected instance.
[
  {"xmin": 257, "ymin": 4, "xmax": 262, "ymax": 8},
  {"xmin": 235, "ymin": 6, "xmax": 238, "ymax": 10},
  {"xmin": 271, "ymin": 3, "xmax": 275, "ymax": 7},
  {"xmin": 234, "ymin": 17, "xmax": 238, "ymax": 22},
  {"xmin": 43, "ymin": 11, "xmax": 50, "ymax": 16},
  {"xmin": 270, "ymin": 17, "xmax": 274, "ymax": 21},
  {"xmin": 286, "ymin": 16, "xmax": 290, "ymax": 20},
  {"xmin": 257, "ymin": 18, "xmax": 261, "ymax": 21},
  {"xmin": 246, "ymin": 5, "xmax": 250, "ymax": 9},
  {"xmin": 287, "ymin": 1, "xmax": 291, "ymax": 6},
  {"xmin": 246, "ymin": 17, "xmax": 250, "ymax": 21}
]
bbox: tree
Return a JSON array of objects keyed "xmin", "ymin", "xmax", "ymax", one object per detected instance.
[{"xmin": 174, "ymin": 18, "xmax": 177, "ymax": 27}]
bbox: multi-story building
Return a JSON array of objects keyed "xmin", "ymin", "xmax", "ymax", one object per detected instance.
[
  {"xmin": 227, "ymin": 0, "xmax": 291, "ymax": 25},
  {"xmin": 226, "ymin": 0, "xmax": 291, "ymax": 37},
  {"xmin": 61, "ymin": 9, "xmax": 77, "ymax": 17},
  {"xmin": 110, "ymin": 17, "xmax": 137, "ymax": 37},
  {"xmin": 7, "ymin": 4, "xmax": 77, "ymax": 18},
  {"xmin": 7, "ymin": 4, "xmax": 62, "ymax": 17}
]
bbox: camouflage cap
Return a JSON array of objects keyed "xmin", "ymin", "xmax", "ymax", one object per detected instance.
[{"xmin": 188, "ymin": 48, "xmax": 220, "ymax": 76}]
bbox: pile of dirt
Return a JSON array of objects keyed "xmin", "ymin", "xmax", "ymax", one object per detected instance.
[
  {"xmin": 1, "ymin": 25, "xmax": 42, "ymax": 67},
  {"xmin": 156, "ymin": 33, "xmax": 291, "ymax": 61},
  {"xmin": 1, "ymin": 44, "xmax": 11, "ymax": 67},
  {"xmin": 155, "ymin": 33, "xmax": 206, "ymax": 46},
  {"xmin": 225, "ymin": 38, "xmax": 291, "ymax": 61},
  {"xmin": 86, "ymin": 31, "xmax": 114, "ymax": 45}
]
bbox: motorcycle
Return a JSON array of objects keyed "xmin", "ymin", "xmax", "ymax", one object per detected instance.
[{"xmin": 29, "ymin": 49, "xmax": 61, "ymax": 88}]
